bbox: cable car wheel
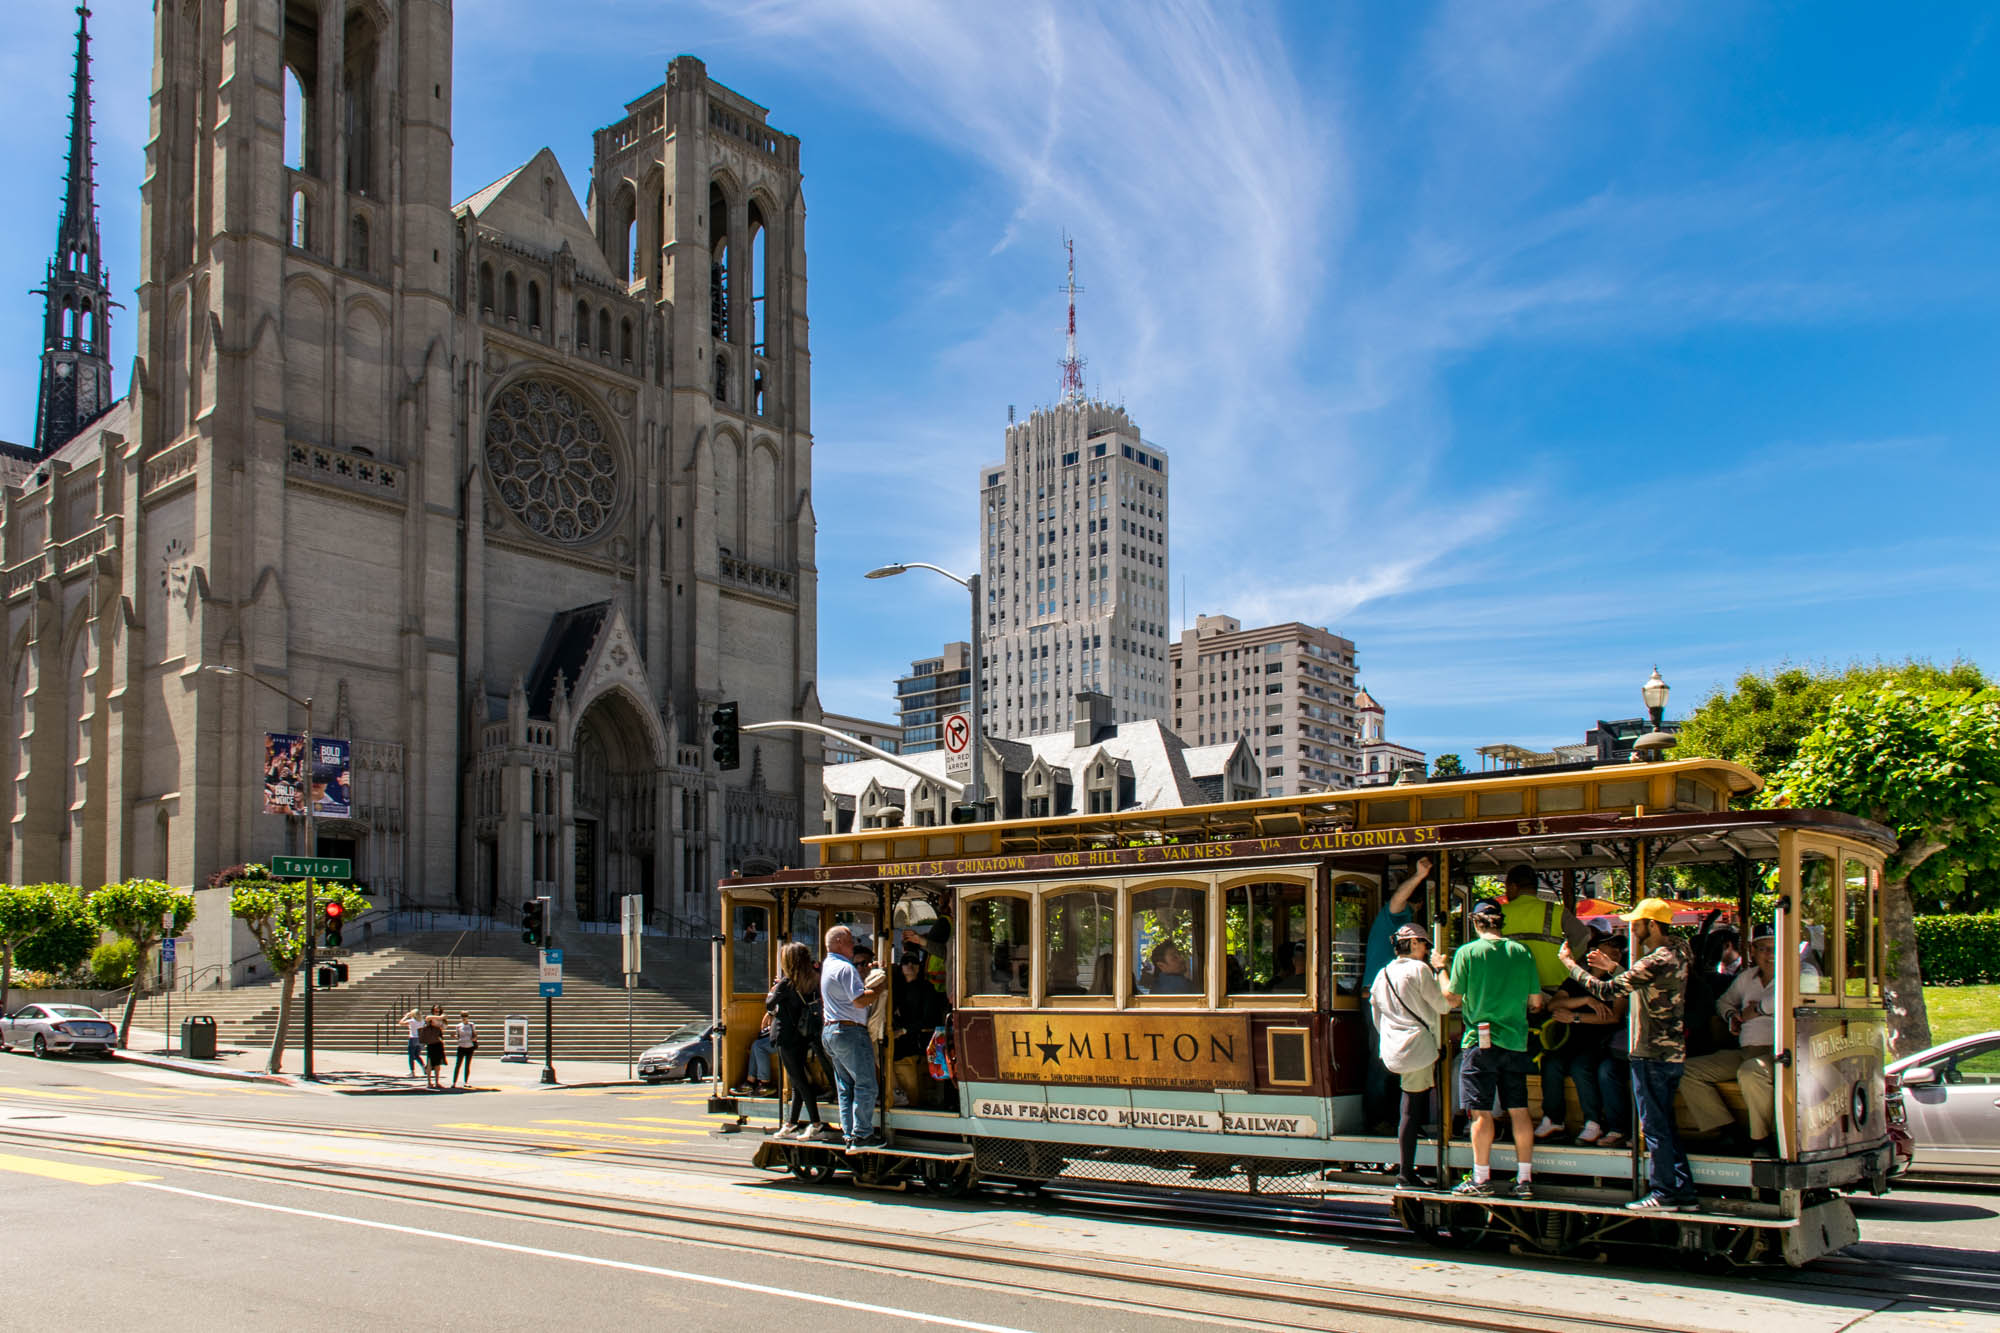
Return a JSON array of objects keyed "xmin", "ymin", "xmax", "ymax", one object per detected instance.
[
  {"xmin": 920, "ymin": 1160, "xmax": 973, "ymax": 1198},
  {"xmin": 1394, "ymin": 1196, "xmax": 1501, "ymax": 1251},
  {"xmin": 787, "ymin": 1151, "xmax": 838, "ymax": 1184}
]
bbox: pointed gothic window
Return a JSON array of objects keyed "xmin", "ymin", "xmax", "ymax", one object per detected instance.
[
  {"xmin": 348, "ymin": 214, "xmax": 369, "ymax": 272},
  {"xmin": 576, "ymin": 301, "xmax": 591, "ymax": 350},
  {"xmin": 748, "ymin": 199, "xmax": 768, "ymax": 354},
  {"xmin": 620, "ymin": 318, "xmax": 634, "ymax": 364},
  {"xmin": 479, "ymin": 263, "xmax": 494, "ymax": 315},
  {"xmin": 503, "ymin": 272, "xmax": 518, "ymax": 322},
  {"xmin": 597, "ymin": 309, "xmax": 611, "ymax": 356},
  {"xmin": 527, "ymin": 281, "xmax": 542, "ymax": 331},
  {"xmin": 342, "ymin": 8, "xmax": 378, "ymax": 195},
  {"xmin": 709, "ymin": 182, "xmax": 731, "ymax": 340}
]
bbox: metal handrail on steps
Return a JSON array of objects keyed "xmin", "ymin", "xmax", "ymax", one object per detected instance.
[{"xmin": 374, "ymin": 930, "xmax": 474, "ymax": 1055}]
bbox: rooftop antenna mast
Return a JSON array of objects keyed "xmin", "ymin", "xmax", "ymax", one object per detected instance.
[{"xmin": 1058, "ymin": 232, "xmax": 1086, "ymax": 404}]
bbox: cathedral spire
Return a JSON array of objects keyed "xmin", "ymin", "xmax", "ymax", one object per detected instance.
[{"xmin": 32, "ymin": 5, "xmax": 116, "ymax": 456}]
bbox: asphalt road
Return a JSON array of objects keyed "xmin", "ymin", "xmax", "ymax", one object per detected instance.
[{"xmin": 4, "ymin": 1049, "xmax": 1999, "ymax": 1332}]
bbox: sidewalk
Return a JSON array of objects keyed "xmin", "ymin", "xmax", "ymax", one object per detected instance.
[{"xmin": 116, "ymin": 1027, "xmax": 651, "ymax": 1093}]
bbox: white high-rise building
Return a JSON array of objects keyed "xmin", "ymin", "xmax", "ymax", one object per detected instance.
[{"xmin": 980, "ymin": 402, "xmax": 1171, "ymax": 738}]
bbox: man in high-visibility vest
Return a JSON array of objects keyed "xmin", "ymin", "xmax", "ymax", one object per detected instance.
[{"xmin": 1500, "ymin": 864, "xmax": 1590, "ymax": 990}]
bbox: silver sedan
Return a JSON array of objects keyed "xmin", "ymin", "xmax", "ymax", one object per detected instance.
[
  {"xmin": 0, "ymin": 1004, "xmax": 120, "ymax": 1058},
  {"xmin": 1888, "ymin": 1030, "xmax": 2000, "ymax": 1178}
]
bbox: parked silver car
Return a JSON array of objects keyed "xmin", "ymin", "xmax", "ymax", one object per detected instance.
[
  {"xmin": 636, "ymin": 1023, "xmax": 716, "ymax": 1082},
  {"xmin": 1, "ymin": 1004, "xmax": 120, "ymax": 1058},
  {"xmin": 1887, "ymin": 1030, "xmax": 2000, "ymax": 1178}
]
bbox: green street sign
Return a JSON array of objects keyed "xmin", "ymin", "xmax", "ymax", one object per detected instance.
[{"xmin": 272, "ymin": 855, "xmax": 353, "ymax": 880}]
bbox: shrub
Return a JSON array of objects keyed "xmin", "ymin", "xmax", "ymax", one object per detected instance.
[
  {"xmin": 88, "ymin": 938, "xmax": 142, "ymax": 989},
  {"xmin": 1914, "ymin": 913, "xmax": 2000, "ymax": 986}
]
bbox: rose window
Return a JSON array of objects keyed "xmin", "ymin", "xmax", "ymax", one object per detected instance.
[{"xmin": 484, "ymin": 379, "xmax": 620, "ymax": 543}]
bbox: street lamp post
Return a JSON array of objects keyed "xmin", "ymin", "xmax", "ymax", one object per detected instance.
[
  {"xmin": 866, "ymin": 562, "xmax": 985, "ymax": 818},
  {"xmin": 1634, "ymin": 666, "xmax": 1675, "ymax": 760},
  {"xmin": 205, "ymin": 664, "xmax": 318, "ymax": 1078}
]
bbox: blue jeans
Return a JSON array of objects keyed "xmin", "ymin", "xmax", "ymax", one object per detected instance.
[
  {"xmin": 1631, "ymin": 1057, "xmax": 1694, "ymax": 1202},
  {"xmin": 749, "ymin": 1034, "xmax": 775, "ymax": 1083},
  {"xmin": 821, "ymin": 1024, "xmax": 878, "ymax": 1141},
  {"xmin": 1591, "ymin": 1053, "xmax": 1631, "ymax": 1133}
]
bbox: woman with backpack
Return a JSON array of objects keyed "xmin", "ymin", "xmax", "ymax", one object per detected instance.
[{"xmin": 768, "ymin": 942, "xmax": 833, "ymax": 1139}]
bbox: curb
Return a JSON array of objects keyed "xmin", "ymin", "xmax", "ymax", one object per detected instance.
[{"xmin": 112, "ymin": 1049, "xmax": 294, "ymax": 1085}]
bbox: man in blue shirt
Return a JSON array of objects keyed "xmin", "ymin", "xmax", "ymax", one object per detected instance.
[
  {"xmin": 820, "ymin": 925, "xmax": 887, "ymax": 1147},
  {"xmin": 1363, "ymin": 855, "xmax": 1433, "ymax": 1131}
]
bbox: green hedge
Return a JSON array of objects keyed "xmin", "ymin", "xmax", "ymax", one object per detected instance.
[{"xmin": 1916, "ymin": 914, "xmax": 2000, "ymax": 986}]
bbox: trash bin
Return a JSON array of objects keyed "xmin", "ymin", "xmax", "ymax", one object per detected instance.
[{"xmin": 181, "ymin": 1015, "xmax": 217, "ymax": 1060}]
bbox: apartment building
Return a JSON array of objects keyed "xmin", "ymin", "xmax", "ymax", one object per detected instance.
[
  {"xmin": 895, "ymin": 643, "xmax": 972, "ymax": 754},
  {"xmin": 1169, "ymin": 614, "xmax": 1362, "ymax": 796},
  {"xmin": 980, "ymin": 401, "xmax": 1171, "ymax": 738},
  {"xmin": 822, "ymin": 713, "xmax": 904, "ymax": 766}
]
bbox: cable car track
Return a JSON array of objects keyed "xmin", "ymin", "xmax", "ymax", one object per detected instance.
[
  {"xmin": 0, "ymin": 1115, "xmax": 1694, "ymax": 1333},
  {"xmin": 4, "ymin": 1096, "xmax": 1993, "ymax": 1322}
]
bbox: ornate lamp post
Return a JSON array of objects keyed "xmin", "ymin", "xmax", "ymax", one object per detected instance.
[
  {"xmin": 1633, "ymin": 666, "xmax": 1676, "ymax": 761},
  {"xmin": 866, "ymin": 562, "xmax": 986, "ymax": 819}
]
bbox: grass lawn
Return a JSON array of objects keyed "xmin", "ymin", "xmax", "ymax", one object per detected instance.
[{"xmin": 1924, "ymin": 984, "xmax": 2000, "ymax": 1043}]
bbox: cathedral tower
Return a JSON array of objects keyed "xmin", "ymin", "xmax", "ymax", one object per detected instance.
[{"xmin": 32, "ymin": 5, "xmax": 116, "ymax": 456}]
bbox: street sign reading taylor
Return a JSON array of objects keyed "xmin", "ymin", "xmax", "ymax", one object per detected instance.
[{"xmin": 271, "ymin": 855, "xmax": 353, "ymax": 880}]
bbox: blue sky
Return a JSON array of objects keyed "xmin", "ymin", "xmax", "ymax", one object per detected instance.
[{"xmin": 3, "ymin": 2, "xmax": 1995, "ymax": 763}]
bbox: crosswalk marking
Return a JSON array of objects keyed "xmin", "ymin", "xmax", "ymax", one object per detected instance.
[{"xmin": 0, "ymin": 1150, "xmax": 157, "ymax": 1186}]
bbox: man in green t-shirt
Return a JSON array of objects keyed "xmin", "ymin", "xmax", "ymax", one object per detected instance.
[{"xmin": 1442, "ymin": 899, "xmax": 1546, "ymax": 1198}]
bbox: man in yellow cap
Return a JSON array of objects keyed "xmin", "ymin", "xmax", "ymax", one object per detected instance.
[{"xmin": 1559, "ymin": 897, "xmax": 1694, "ymax": 1213}]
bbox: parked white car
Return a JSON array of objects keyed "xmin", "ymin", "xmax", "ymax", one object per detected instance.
[{"xmin": 0, "ymin": 1004, "xmax": 119, "ymax": 1058}]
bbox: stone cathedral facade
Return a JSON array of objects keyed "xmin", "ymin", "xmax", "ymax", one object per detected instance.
[{"xmin": 2, "ymin": 2, "xmax": 822, "ymax": 976}]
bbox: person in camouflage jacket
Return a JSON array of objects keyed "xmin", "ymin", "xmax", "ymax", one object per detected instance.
[{"xmin": 1559, "ymin": 898, "xmax": 1695, "ymax": 1212}]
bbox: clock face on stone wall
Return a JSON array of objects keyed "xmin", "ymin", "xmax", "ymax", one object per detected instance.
[{"xmin": 159, "ymin": 535, "xmax": 190, "ymax": 598}]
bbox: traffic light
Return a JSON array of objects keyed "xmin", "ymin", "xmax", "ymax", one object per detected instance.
[
  {"xmin": 710, "ymin": 700, "xmax": 741, "ymax": 770},
  {"xmin": 322, "ymin": 899, "xmax": 345, "ymax": 949},
  {"xmin": 521, "ymin": 896, "xmax": 545, "ymax": 948}
]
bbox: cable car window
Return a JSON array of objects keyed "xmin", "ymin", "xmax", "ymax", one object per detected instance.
[
  {"xmin": 1224, "ymin": 881, "xmax": 1307, "ymax": 994},
  {"xmin": 1044, "ymin": 889, "xmax": 1118, "ymax": 997},
  {"xmin": 831, "ymin": 910, "xmax": 874, "ymax": 951},
  {"xmin": 789, "ymin": 907, "xmax": 820, "ymax": 949},
  {"xmin": 966, "ymin": 896, "xmax": 1030, "ymax": 997},
  {"xmin": 1331, "ymin": 879, "xmax": 1368, "ymax": 997},
  {"xmin": 731, "ymin": 904, "xmax": 769, "ymax": 995},
  {"xmin": 1133, "ymin": 884, "xmax": 1206, "ymax": 997},
  {"xmin": 1842, "ymin": 858, "xmax": 1874, "ymax": 1000},
  {"xmin": 1798, "ymin": 851, "xmax": 1834, "ymax": 995}
]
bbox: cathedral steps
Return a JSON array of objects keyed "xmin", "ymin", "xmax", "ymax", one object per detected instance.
[{"xmin": 129, "ymin": 930, "xmax": 714, "ymax": 1061}]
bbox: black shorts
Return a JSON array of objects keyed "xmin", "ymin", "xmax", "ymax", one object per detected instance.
[{"xmin": 1458, "ymin": 1044, "xmax": 1532, "ymax": 1114}]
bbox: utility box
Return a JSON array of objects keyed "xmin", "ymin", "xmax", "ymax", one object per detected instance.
[
  {"xmin": 503, "ymin": 1014, "xmax": 529, "ymax": 1062},
  {"xmin": 181, "ymin": 1015, "xmax": 217, "ymax": 1060}
]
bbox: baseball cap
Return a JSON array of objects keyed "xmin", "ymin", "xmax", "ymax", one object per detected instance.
[
  {"xmin": 1620, "ymin": 898, "xmax": 1676, "ymax": 924},
  {"xmin": 1394, "ymin": 923, "xmax": 1430, "ymax": 944}
]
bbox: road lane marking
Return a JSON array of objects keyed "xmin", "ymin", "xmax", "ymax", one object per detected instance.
[
  {"xmin": 615, "ymin": 1116, "xmax": 727, "ymax": 1127},
  {"xmin": 131, "ymin": 1182, "xmax": 1031, "ymax": 1331},
  {"xmin": 533, "ymin": 1118, "xmax": 710, "ymax": 1133},
  {"xmin": 0, "ymin": 1151, "xmax": 158, "ymax": 1185},
  {"xmin": 434, "ymin": 1121, "xmax": 704, "ymax": 1146}
]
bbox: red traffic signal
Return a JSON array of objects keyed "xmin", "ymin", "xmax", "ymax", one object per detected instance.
[
  {"xmin": 322, "ymin": 898, "xmax": 345, "ymax": 948},
  {"xmin": 323, "ymin": 901, "xmax": 345, "ymax": 922}
]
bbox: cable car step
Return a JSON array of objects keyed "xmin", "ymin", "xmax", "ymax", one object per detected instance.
[{"xmin": 1388, "ymin": 1188, "xmax": 1796, "ymax": 1226}]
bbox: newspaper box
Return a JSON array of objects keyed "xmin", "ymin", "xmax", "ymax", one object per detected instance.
[{"xmin": 503, "ymin": 1014, "xmax": 529, "ymax": 1062}]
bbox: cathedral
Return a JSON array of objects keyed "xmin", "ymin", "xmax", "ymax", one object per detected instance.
[{"xmin": 2, "ymin": 2, "xmax": 822, "ymax": 975}]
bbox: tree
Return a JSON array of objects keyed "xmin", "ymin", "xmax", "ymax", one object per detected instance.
[
  {"xmin": 0, "ymin": 885, "xmax": 67, "ymax": 1015},
  {"xmin": 1676, "ymin": 660, "xmax": 1984, "ymax": 781},
  {"xmin": 14, "ymin": 887, "xmax": 97, "ymax": 980},
  {"xmin": 227, "ymin": 867, "xmax": 372, "ymax": 1074},
  {"xmin": 1775, "ymin": 687, "xmax": 2000, "ymax": 1055},
  {"xmin": 87, "ymin": 879, "xmax": 196, "ymax": 1048},
  {"xmin": 1430, "ymin": 753, "xmax": 1465, "ymax": 778}
]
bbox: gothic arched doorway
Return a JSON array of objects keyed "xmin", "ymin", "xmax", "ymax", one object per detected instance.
[{"xmin": 570, "ymin": 690, "xmax": 660, "ymax": 923}]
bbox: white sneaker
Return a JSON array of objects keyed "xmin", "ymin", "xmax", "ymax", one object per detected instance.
[
  {"xmin": 1534, "ymin": 1116, "xmax": 1561, "ymax": 1137},
  {"xmin": 808, "ymin": 1123, "xmax": 842, "ymax": 1141},
  {"xmin": 1576, "ymin": 1121, "xmax": 1604, "ymax": 1144},
  {"xmin": 892, "ymin": 1089, "xmax": 910, "ymax": 1107},
  {"xmin": 771, "ymin": 1123, "xmax": 799, "ymax": 1140}
]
